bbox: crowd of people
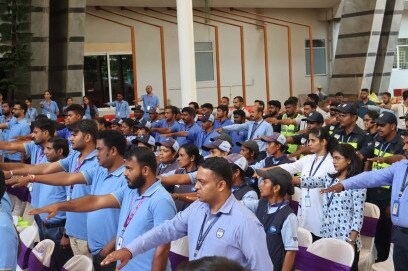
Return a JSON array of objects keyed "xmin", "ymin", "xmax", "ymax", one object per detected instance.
[{"xmin": 0, "ymin": 85, "xmax": 407, "ymax": 271}]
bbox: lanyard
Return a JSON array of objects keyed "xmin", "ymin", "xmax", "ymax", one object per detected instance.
[
  {"xmin": 249, "ymin": 120, "xmax": 264, "ymax": 139},
  {"xmin": 36, "ymin": 150, "xmax": 45, "ymax": 164},
  {"xmin": 309, "ymin": 154, "xmax": 328, "ymax": 177},
  {"xmin": 69, "ymin": 156, "xmax": 84, "ymax": 198},
  {"xmin": 120, "ymin": 197, "xmax": 146, "ymax": 237},
  {"xmin": 194, "ymin": 213, "xmax": 222, "ymax": 257},
  {"xmin": 378, "ymin": 142, "xmax": 391, "ymax": 158},
  {"xmin": 117, "ymin": 101, "xmax": 123, "ymax": 113},
  {"xmin": 326, "ymin": 177, "xmax": 338, "ymax": 208},
  {"xmin": 340, "ymin": 134, "xmax": 352, "ymax": 143},
  {"xmin": 398, "ymin": 166, "xmax": 408, "ymax": 199}
]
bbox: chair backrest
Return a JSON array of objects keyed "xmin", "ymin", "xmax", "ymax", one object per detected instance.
[
  {"xmin": 297, "ymin": 227, "xmax": 313, "ymax": 249},
  {"xmin": 361, "ymin": 202, "xmax": 380, "ymax": 250},
  {"xmin": 307, "ymin": 238, "xmax": 355, "ymax": 267},
  {"xmin": 63, "ymin": 255, "xmax": 93, "ymax": 271},
  {"xmin": 19, "ymin": 225, "xmax": 39, "ymax": 248},
  {"xmin": 31, "ymin": 239, "xmax": 55, "ymax": 268}
]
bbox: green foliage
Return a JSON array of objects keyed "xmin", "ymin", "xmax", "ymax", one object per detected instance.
[{"xmin": 0, "ymin": 0, "xmax": 31, "ymax": 97}]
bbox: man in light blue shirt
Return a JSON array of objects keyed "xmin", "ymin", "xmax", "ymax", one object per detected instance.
[
  {"xmin": 106, "ymin": 93, "xmax": 130, "ymax": 119},
  {"xmin": 0, "ymin": 173, "xmax": 18, "ymax": 271},
  {"xmin": 151, "ymin": 105, "xmax": 181, "ymax": 143},
  {"xmin": 322, "ymin": 159, "xmax": 408, "ymax": 271},
  {"xmin": 29, "ymin": 147, "xmax": 176, "ymax": 271},
  {"xmin": 138, "ymin": 85, "xmax": 160, "ymax": 120},
  {"xmin": 219, "ymin": 106, "xmax": 273, "ymax": 152},
  {"xmin": 100, "ymin": 157, "xmax": 273, "ymax": 271},
  {"xmin": 25, "ymin": 98, "xmax": 38, "ymax": 124},
  {"xmin": 186, "ymin": 114, "xmax": 219, "ymax": 157}
]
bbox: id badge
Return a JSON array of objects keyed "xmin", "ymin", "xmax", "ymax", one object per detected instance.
[
  {"xmin": 28, "ymin": 183, "xmax": 33, "ymax": 192},
  {"xmin": 46, "ymin": 113, "xmax": 51, "ymax": 119},
  {"xmin": 66, "ymin": 195, "xmax": 71, "ymax": 201},
  {"xmin": 117, "ymin": 236, "xmax": 123, "ymax": 250},
  {"xmin": 392, "ymin": 200, "xmax": 400, "ymax": 217},
  {"xmin": 305, "ymin": 195, "xmax": 311, "ymax": 207},
  {"xmin": 147, "ymin": 106, "xmax": 151, "ymax": 111},
  {"xmin": 117, "ymin": 112, "xmax": 122, "ymax": 118}
]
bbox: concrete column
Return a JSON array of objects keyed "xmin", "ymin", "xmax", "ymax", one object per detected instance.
[{"xmin": 176, "ymin": 0, "xmax": 197, "ymax": 106}]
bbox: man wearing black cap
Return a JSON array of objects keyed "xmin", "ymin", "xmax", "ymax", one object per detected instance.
[
  {"xmin": 332, "ymin": 103, "xmax": 368, "ymax": 159},
  {"xmin": 132, "ymin": 105, "xmax": 145, "ymax": 123},
  {"xmin": 368, "ymin": 112, "xmax": 404, "ymax": 262},
  {"xmin": 131, "ymin": 134, "xmax": 156, "ymax": 152}
]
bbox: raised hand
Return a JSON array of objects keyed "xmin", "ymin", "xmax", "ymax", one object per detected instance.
[
  {"xmin": 101, "ymin": 248, "xmax": 133, "ymax": 270},
  {"xmin": 320, "ymin": 183, "xmax": 344, "ymax": 194}
]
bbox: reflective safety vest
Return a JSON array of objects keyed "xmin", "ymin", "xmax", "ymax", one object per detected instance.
[
  {"xmin": 281, "ymin": 114, "xmax": 301, "ymax": 153},
  {"xmin": 334, "ymin": 134, "xmax": 358, "ymax": 149},
  {"xmin": 329, "ymin": 125, "xmax": 336, "ymax": 135},
  {"xmin": 372, "ymin": 145, "xmax": 392, "ymax": 189}
]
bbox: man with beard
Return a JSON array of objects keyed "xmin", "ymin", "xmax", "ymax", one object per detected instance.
[
  {"xmin": 5, "ymin": 120, "xmax": 98, "ymax": 257},
  {"xmin": 99, "ymin": 157, "xmax": 272, "ymax": 271},
  {"xmin": 0, "ymin": 101, "xmax": 31, "ymax": 162},
  {"xmin": 28, "ymin": 147, "xmax": 176, "ymax": 271}
]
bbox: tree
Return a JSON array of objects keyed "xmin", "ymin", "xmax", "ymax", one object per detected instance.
[{"xmin": 0, "ymin": 0, "xmax": 31, "ymax": 101}]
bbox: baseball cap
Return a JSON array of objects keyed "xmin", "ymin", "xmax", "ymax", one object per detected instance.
[
  {"xmin": 256, "ymin": 167, "xmax": 295, "ymax": 196},
  {"xmin": 260, "ymin": 132, "xmax": 287, "ymax": 146},
  {"xmin": 236, "ymin": 140, "xmax": 260, "ymax": 157},
  {"xmin": 133, "ymin": 105, "xmax": 144, "ymax": 112},
  {"xmin": 134, "ymin": 119, "xmax": 152, "ymax": 130},
  {"xmin": 111, "ymin": 118, "xmax": 123, "ymax": 126},
  {"xmin": 302, "ymin": 111, "xmax": 324, "ymax": 124},
  {"xmin": 227, "ymin": 153, "xmax": 248, "ymax": 172},
  {"xmin": 131, "ymin": 134, "xmax": 156, "ymax": 147},
  {"xmin": 201, "ymin": 114, "xmax": 215, "ymax": 123},
  {"xmin": 202, "ymin": 139, "xmax": 231, "ymax": 153},
  {"xmin": 148, "ymin": 107, "xmax": 160, "ymax": 114},
  {"xmin": 210, "ymin": 133, "xmax": 233, "ymax": 145},
  {"xmin": 334, "ymin": 103, "xmax": 357, "ymax": 115},
  {"xmin": 375, "ymin": 112, "xmax": 397, "ymax": 125},
  {"xmin": 156, "ymin": 137, "xmax": 180, "ymax": 152}
]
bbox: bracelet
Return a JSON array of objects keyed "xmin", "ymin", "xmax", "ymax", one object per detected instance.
[{"xmin": 28, "ymin": 175, "xmax": 35, "ymax": 183}]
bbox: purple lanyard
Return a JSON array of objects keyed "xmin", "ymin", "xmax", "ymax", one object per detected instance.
[
  {"xmin": 69, "ymin": 156, "xmax": 84, "ymax": 198},
  {"xmin": 45, "ymin": 101, "xmax": 51, "ymax": 112},
  {"xmin": 36, "ymin": 150, "xmax": 45, "ymax": 164},
  {"xmin": 120, "ymin": 197, "xmax": 146, "ymax": 236}
]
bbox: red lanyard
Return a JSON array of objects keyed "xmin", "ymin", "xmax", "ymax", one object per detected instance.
[
  {"xmin": 36, "ymin": 149, "xmax": 45, "ymax": 164},
  {"xmin": 120, "ymin": 197, "xmax": 146, "ymax": 236},
  {"xmin": 69, "ymin": 156, "xmax": 84, "ymax": 198}
]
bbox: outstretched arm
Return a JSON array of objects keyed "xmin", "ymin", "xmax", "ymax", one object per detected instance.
[{"xmin": 6, "ymin": 171, "xmax": 87, "ymax": 188}]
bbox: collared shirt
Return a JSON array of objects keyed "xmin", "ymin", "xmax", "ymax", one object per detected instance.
[
  {"xmin": 222, "ymin": 120, "xmax": 274, "ymax": 151},
  {"xmin": 0, "ymin": 206, "xmax": 18, "ymax": 271},
  {"xmin": 82, "ymin": 165, "xmax": 127, "ymax": 255},
  {"xmin": 111, "ymin": 181, "xmax": 176, "ymax": 271},
  {"xmin": 25, "ymin": 107, "xmax": 38, "ymax": 124},
  {"xmin": 108, "ymin": 100, "xmax": 130, "ymax": 119},
  {"xmin": 83, "ymin": 105, "xmax": 99, "ymax": 120},
  {"xmin": 279, "ymin": 154, "xmax": 336, "ymax": 236},
  {"xmin": 141, "ymin": 94, "xmax": 160, "ymax": 112},
  {"xmin": 153, "ymin": 119, "xmax": 181, "ymax": 142},
  {"xmin": 214, "ymin": 118, "xmax": 233, "ymax": 129},
  {"xmin": 41, "ymin": 100, "xmax": 59, "ymax": 120},
  {"xmin": 369, "ymin": 133, "xmax": 404, "ymax": 160},
  {"xmin": 343, "ymin": 159, "xmax": 408, "ymax": 228},
  {"xmin": 0, "ymin": 116, "xmax": 14, "ymax": 157},
  {"xmin": 242, "ymin": 200, "xmax": 298, "ymax": 251},
  {"xmin": 231, "ymin": 129, "xmax": 247, "ymax": 153},
  {"xmin": 177, "ymin": 122, "xmax": 201, "ymax": 147},
  {"xmin": 356, "ymin": 100, "xmax": 376, "ymax": 119},
  {"xmin": 5, "ymin": 118, "xmax": 31, "ymax": 161},
  {"xmin": 1, "ymin": 194, "xmax": 12, "ymax": 215},
  {"xmin": 332, "ymin": 125, "xmax": 368, "ymax": 158},
  {"xmin": 186, "ymin": 128, "xmax": 220, "ymax": 157},
  {"xmin": 58, "ymin": 150, "xmax": 98, "ymax": 240},
  {"xmin": 125, "ymin": 194, "xmax": 274, "ymax": 271},
  {"xmin": 24, "ymin": 142, "xmax": 67, "ymax": 223},
  {"xmin": 301, "ymin": 174, "xmax": 366, "ymax": 250},
  {"xmin": 250, "ymin": 154, "xmax": 291, "ymax": 170}
]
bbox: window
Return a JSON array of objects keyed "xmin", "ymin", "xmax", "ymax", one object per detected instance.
[
  {"xmin": 305, "ymin": 39, "xmax": 326, "ymax": 75},
  {"xmin": 393, "ymin": 38, "xmax": 408, "ymax": 70},
  {"xmin": 195, "ymin": 42, "xmax": 214, "ymax": 81}
]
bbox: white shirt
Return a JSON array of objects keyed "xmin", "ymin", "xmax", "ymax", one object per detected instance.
[
  {"xmin": 279, "ymin": 153, "xmax": 336, "ymax": 236},
  {"xmin": 391, "ymin": 103, "xmax": 408, "ymax": 129}
]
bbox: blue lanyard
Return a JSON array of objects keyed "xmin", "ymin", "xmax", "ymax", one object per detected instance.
[
  {"xmin": 309, "ymin": 154, "xmax": 328, "ymax": 177},
  {"xmin": 326, "ymin": 177, "xmax": 338, "ymax": 207},
  {"xmin": 398, "ymin": 166, "xmax": 408, "ymax": 199},
  {"xmin": 194, "ymin": 213, "xmax": 221, "ymax": 257}
]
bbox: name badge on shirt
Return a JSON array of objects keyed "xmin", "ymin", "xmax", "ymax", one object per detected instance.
[
  {"xmin": 268, "ymin": 225, "xmax": 277, "ymax": 233},
  {"xmin": 117, "ymin": 112, "xmax": 122, "ymax": 118},
  {"xmin": 147, "ymin": 106, "xmax": 151, "ymax": 111},
  {"xmin": 304, "ymin": 195, "xmax": 311, "ymax": 207},
  {"xmin": 46, "ymin": 113, "xmax": 51, "ymax": 119},
  {"xmin": 117, "ymin": 236, "xmax": 124, "ymax": 250},
  {"xmin": 66, "ymin": 195, "xmax": 71, "ymax": 201},
  {"xmin": 392, "ymin": 200, "xmax": 400, "ymax": 217},
  {"xmin": 28, "ymin": 183, "xmax": 33, "ymax": 192}
]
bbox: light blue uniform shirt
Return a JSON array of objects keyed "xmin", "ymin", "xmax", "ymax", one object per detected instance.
[
  {"xmin": 231, "ymin": 130, "xmax": 247, "ymax": 153},
  {"xmin": 213, "ymin": 118, "xmax": 233, "ymax": 129},
  {"xmin": 59, "ymin": 150, "xmax": 98, "ymax": 240},
  {"xmin": 24, "ymin": 142, "xmax": 67, "ymax": 223},
  {"xmin": 141, "ymin": 94, "xmax": 159, "ymax": 117},
  {"xmin": 111, "ymin": 181, "xmax": 176, "ymax": 271},
  {"xmin": 125, "ymin": 194, "xmax": 273, "ymax": 271},
  {"xmin": 343, "ymin": 159, "xmax": 408, "ymax": 228},
  {"xmin": 41, "ymin": 100, "xmax": 59, "ymax": 120},
  {"xmin": 152, "ymin": 119, "xmax": 181, "ymax": 143},
  {"xmin": 108, "ymin": 100, "xmax": 130, "ymax": 119},
  {"xmin": 222, "ymin": 120, "xmax": 274, "ymax": 151},
  {"xmin": 25, "ymin": 107, "xmax": 38, "ymax": 123},
  {"xmin": 0, "ymin": 205, "xmax": 18, "ymax": 271},
  {"xmin": 186, "ymin": 128, "xmax": 219, "ymax": 157},
  {"xmin": 82, "ymin": 165, "xmax": 127, "ymax": 255},
  {"xmin": 1, "ymin": 193, "xmax": 12, "ymax": 215},
  {"xmin": 83, "ymin": 105, "xmax": 99, "ymax": 120},
  {"xmin": 5, "ymin": 118, "xmax": 31, "ymax": 161},
  {"xmin": 177, "ymin": 122, "xmax": 200, "ymax": 147}
]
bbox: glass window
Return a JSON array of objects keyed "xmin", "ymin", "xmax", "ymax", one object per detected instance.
[
  {"xmin": 109, "ymin": 55, "xmax": 135, "ymax": 104},
  {"xmin": 195, "ymin": 42, "xmax": 214, "ymax": 81},
  {"xmin": 393, "ymin": 38, "xmax": 408, "ymax": 70},
  {"xmin": 305, "ymin": 39, "xmax": 327, "ymax": 75},
  {"xmin": 84, "ymin": 55, "xmax": 109, "ymax": 107}
]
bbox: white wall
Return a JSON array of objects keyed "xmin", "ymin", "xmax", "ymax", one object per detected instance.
[{"xmin": 84, "ymin": 7, "xmax": 331, "ymax": 107}]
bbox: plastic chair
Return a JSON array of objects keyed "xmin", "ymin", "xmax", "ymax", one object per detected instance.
[
  {"xmin": 297, "ymin": 227, "xmax": 313, "ymax": 249},
  {"xmin": 169, "ymin": 236, "xmax": 189, "ymax": 270},
  {"xmin": 62, "ymin": 255, "xmax": 94, "ymax": 271},
  {"xmin": 370, "ymin": 243, "xmax": 394, "ymax": 271},
  {"xmin": 359, "ymin": 203, "xmax": 380, "ymax": 271},
  {"xmin": 18, "ymin": 225, "xmax": 40, "ymax": 270},
  {"xmin": 28, "ymin": 239, "xmax": 55, "ymax": 270},
  {"xmin": 307, "ymin": 238, "xmax": 355, "ymax": 267},
  {"xmin": 289, "ymin": 187, "xmax": 302, "ymax": 215}
]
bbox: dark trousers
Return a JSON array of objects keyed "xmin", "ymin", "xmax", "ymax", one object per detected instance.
[
  {"xmin": 93, "ymin": 252, "xmax": 116, "ymax": 271},
  {"xmin": 351, "ymin": 245, "xmax": 360, "ymax": 271},
  {"xmin": 367, "ymin": 187, "xmax": 392, "ymax": 261},
  {"xmin": 394, "ymin": 228, "xmax": 408, "ymax": 271},
  {"xmin": 34, "ymin": 215, "xmax": 73, "ymax": 270}
]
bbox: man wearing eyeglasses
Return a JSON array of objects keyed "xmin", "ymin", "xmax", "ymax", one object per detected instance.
[{"xmin": 0, "ymin": 101, "xmax": 31, "ymax": 162}]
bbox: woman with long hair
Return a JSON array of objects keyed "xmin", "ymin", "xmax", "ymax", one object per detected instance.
[
  {"xmin": 277, "ymin": 127, "xmax": 338, "ymax": 241},
  {"xmin": 83, "ymin": 96, "xmax": 99, "ymax": 120},
  {"xmin": 298, "ymin": 143, "xmax": 366, "ymax": 271}
]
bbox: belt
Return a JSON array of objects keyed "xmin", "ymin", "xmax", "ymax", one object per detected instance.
[
  {"xmin": 397, "ymin": 226, "xmax": 408, "ymax": 234},
  {"xmin": 43, "ymin": 219, "xmax": 66, "ymax": 229}
]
